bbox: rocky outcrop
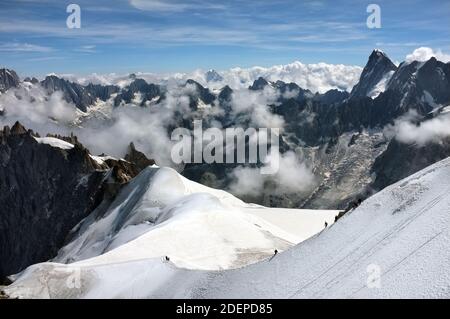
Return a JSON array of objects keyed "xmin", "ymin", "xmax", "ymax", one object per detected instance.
[
  {"xmin": 205, "ymin": 69, "xmax": 223, "ymax": 82},
  {"xmin": 0, "ymin": 68, "xmax": 20, "ymax": 93},
  {"xmin": 349, "ymin": 49, "xmax": 397, "ymax": 99},
  {"xmin": 40, "ymin": 75, "xmax": 120, "ymax": 111},
  {"xmin": 113, "ymin": 79, "xmax": 162, "ymax": 107},
  {"xmin": 124, "ymin": 142, "xmax": 155, "ymax": 172},
  {"xmin": 0, "ymin": 123, "xmax": 155, "ymax": 281},
  {"xmin": 249, "ymin": 77, "xmax": 270, "ymax": 91},
  {"xmin": 23, "ymin": 77, "xmax": 39, "ymax": 84},
  {"xmin": 371, "ymin": 137, "xmax": 450, "ymax": 191},
  {"xmin": 40, "ymin": 75, "xmax": 97, "ymax": 112}
]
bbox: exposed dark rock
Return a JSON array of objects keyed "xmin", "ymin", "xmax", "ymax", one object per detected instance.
[
  {"xmin": 85, "ymin": 83, "xmax": 120, "ymax": 101},
  {"xmin": 0, "ymin": 122, "xmax": 152, "ymax": 280},
  {"xmin": 205, "ymin": 69, "xmax": 223, "ymax": 82},
  {"xmin": 249, "ymin": 77, "xmax": 270, "ymax": 91},
  {"xmin": 0, "ymin": 68, "xmax": 20, "ymax": 93},
  {"xmin": 23, "ymin": 77, "xmax": 39, "ymax": 84},
  {"xmin": 313, "ymin": 89, "xmax": 349, "ymax": 105},
  {"xmin": 40, "ymin": 75, "xmax": 96, "ymax": 112},
  {"xmin": 124, "ymin": 142, "xmax": 155, "ymax": 172},
  {"xmin": 113, "ymin": 78, "xmax": 162, "ymax": 107},
  {"xmin": 184, "ymin": 79, "xmax": 216, "ymax": 109},
  {"xmin": 349, "ymin": 49, "xmax": 397, "ymax": 99},
  {"xmin": 371, "ymin": 137, "xmax": 450, "ymax": 191}
]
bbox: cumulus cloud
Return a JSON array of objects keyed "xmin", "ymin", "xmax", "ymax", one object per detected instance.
[
  {"xmin": 405, "ymin": 47, "xmax": 450, "ymax": 63},
  {"xmin": 230, "ymin": 86, "xmax": 285, "ymax": 129},
  {"xmin": 57, "ymin": 60, "xmax": 362, "ymax": 94},
  {"xmin": 78, "ymin": 104, "xmax": 175, "ymax": 165},
  {"xmin": 0, "ymin": 85, "xmax": 77, "ymax": 134},
  {"xmin": 229, "ymin": 149, "xmax": 316, "ymax": 196},
  {"xmin": 0, "ymin": 83, "xmax": 179, "ymax": 166},
  {"xmin": 228, "ymin": 150, "xmax": 316, "ymax": 196},
  {"xmin": 174, "ymin": 61, "xmax": 362, "ymax": 93},
  {"xmin": 384, "ymin": 110, "xmax": 450, "ymax": 146}
]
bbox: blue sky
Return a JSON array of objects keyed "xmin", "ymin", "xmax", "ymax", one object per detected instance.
[{"xmin": 1, "ymin": 0, "xmax": 449, "ymax": 77}]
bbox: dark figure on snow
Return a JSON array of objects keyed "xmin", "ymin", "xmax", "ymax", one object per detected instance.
[
  {"xmin": 274, "ymin": 249, "xmax": 278, "ymax": 256},
  {"xmin": 165, "ymin": 256, "xmax": 170, "ymax": 262},
  {"xmin": 324, "ymin": 221, "xmax": 328, "ymax": 228}
]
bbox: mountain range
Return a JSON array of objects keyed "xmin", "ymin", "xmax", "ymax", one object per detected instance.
[{"xmin": 1, "ymin": 49, "xmax": 450, "ymax": 289}]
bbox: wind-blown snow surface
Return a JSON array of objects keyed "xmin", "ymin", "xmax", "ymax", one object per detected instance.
[{"xmin": 5, "ymin": 158, "xmax": 450, "ymax": 298}]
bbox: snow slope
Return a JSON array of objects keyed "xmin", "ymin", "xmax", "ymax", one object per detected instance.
[
  {"xmin": 368, "ymin": 70, "xmax": 395, "ymax": 98},
  {"xmin": 5, "ymin": 157, "xmax": 450, "ymax": 298},
  {"xmin": 52, "ymin": 166, "xmax": 339, "ymax": 271},
  {"xmin": 34, "ymin": 137, "xmax": 74, "ymax": 150},
  {"xmin": 4, "ymin": 166, "xmax": 336, "ymax": 280}
]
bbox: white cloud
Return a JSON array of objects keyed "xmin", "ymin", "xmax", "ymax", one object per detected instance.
[
  {"xmin": 0, "ymin": 85, "xmax": 77, "ymax": 135},
  {"xmin": 230, "ymin": 86, "xmax": 285, "ymax": 129},
  {"xmin": 62, "ymin": 60, "xmax": 362, "ymax": 94},
  {"xmin": 228, "ymin": 150, "xmax": 316, "ymax": 196},
  {"xmin": 200, "ymin": 61, "xmax": 362, "ymax": 93},
  {"xmin": 75, "ymin": 45, "xmax": 97, "ymax": 53},
  {"xmin": 129, "ymin": 0, "xmax": 189, "ymax": 12},
  {"xmin": 0, "ymin": 42, "xmax": 53, "ymax": 53},
  {"xmin": 129, "ymin": 0, "xmax": 225, "ymax": 12},
  {"xmin": 385, "ymin": 110, "xmax": 450, "ymax": 146},
  {"xmin": 405, "ymin": 47, "xmax": 450, "ymax": 63}
]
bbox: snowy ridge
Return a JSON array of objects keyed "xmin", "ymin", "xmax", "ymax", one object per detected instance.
[
  {"xmin": 6, "ymin": 159, "xmax": 450, "ymax": 298},
  {"xmin": 34, "ymin": 137, "xmax": 74, "ymax": 150},
  {"xmin": 5, "ymin": 157, "xmax": 450, "ymax": 298},
  {"xmin": 18, "ymin": 166, "xmax": 336, "ymax": 272}
]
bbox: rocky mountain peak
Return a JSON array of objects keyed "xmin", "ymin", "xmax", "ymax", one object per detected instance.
[
  {"xmin": 10, "ymin": 121, "xmax": 28, "ymax": 135},
  {"xmin": 124, "ymin": 142, "xmax": 155, "ymax": 172},
  {"xmin": 349, "ymin": 50, "xmax": 397, "ymax": 99},
  {"xmin": 205, "ymin": 69, "xmax": 223, "ymax": 82},
  {"xmin": 0, "ymin": 68, "xmax": 20, "ymax": 93},
  {"xmin": 249, "ymin": 77, "xmax": 270, "ymax": 90}
]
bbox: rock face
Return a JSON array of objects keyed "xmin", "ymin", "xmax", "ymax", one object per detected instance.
[
  {"xmin": 124, "ymin": 142, "xmax": 156, "ymax": 172},
  {"xmin": 205, "ymin": 69, "xmax": 223, "ymax": 82},
  {"xmin": 0, "ymin": 122, "xmax": 155, "ymax": 281},
  {"xmin": 349, "ymin": 49, "xmax": 397, "ymax": 99},
  {"xmin": 0, "ymin": 123, "xmax": 106, "ymax": 280},
  {"xmin": 0, "ymin": 68, "xmax": 20, "ymax": 93},
  {"xmin": 113, "ymin": 79, "xmax": 162, "ymax": 107},
  {"xmin": 249, "ymin": 77, "xmax": 270, "ymax": 91},
  {"xmin": 371, "ymin": 136, "xmax": 450, "ymax": 191},
  {"xmin": 40, "ymin": 75, "xmax": 97, "ymax": 112},
  {"xmin": 40, "ymin": 75, "xmax": 120, "ymax": 112}
]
